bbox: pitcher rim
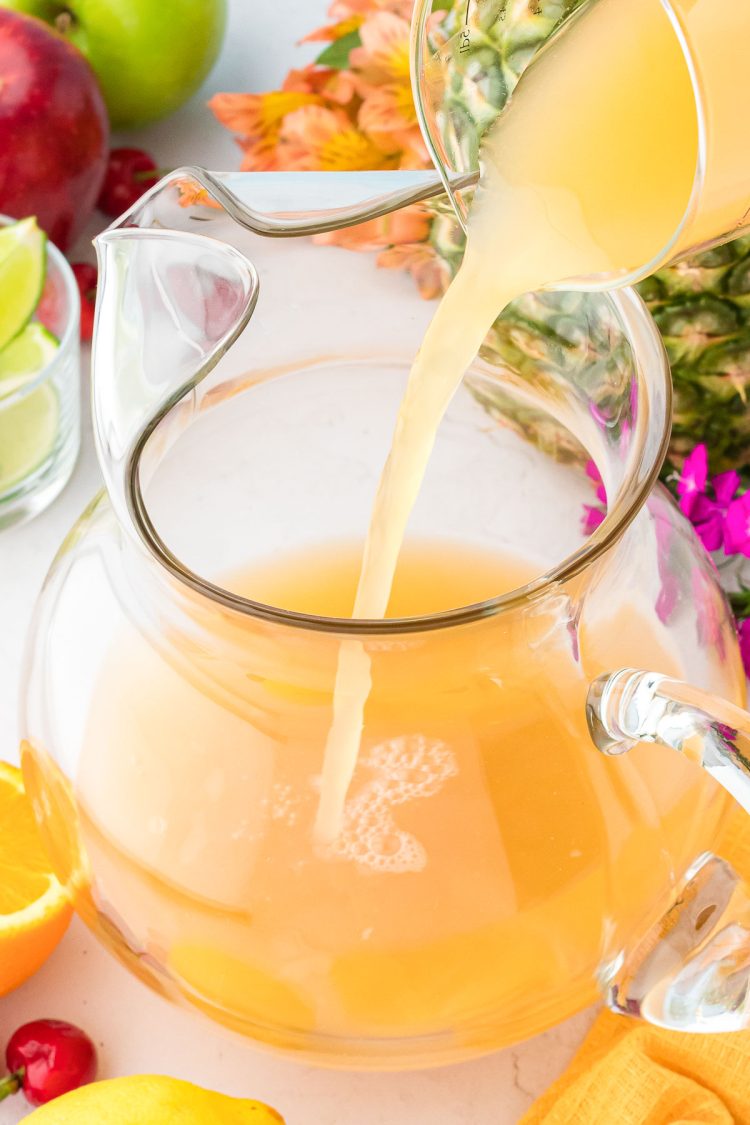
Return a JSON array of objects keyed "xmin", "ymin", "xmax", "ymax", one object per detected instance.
[{"xmin": 131, "ymin": 286, "xmax": 672, "ymax": 636}]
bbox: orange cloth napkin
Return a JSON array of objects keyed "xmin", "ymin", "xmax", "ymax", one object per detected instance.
[{"xmin": 522, "ymin": 809, "xmax": 750, "ymax": 1125}]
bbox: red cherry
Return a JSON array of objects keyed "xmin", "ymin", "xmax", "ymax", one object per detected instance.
[
  {"xmin": 97, "ymin": 147, "xmax": 160, "ymax": 217},
  {"xmin": 70, "ymin": 262, "xmax": 98, "ymax": 343},
  {"xmin": 3, "ymin": 1019, "xmax": 97, "ymax": 1107}
]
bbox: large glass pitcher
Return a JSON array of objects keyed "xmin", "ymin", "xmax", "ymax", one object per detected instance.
[{"xmin": 18, "ymin": 174, "xmax": 750, "ymax": 1068}]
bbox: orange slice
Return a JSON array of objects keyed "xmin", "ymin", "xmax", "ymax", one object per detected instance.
[{"xmin": 0, "ymin": 761, "xmax": 72, "ymax": 996}]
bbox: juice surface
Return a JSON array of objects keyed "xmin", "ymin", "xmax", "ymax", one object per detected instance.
[{"xmin": 69, "ymin": 539, "xmax": 726, "ymax": 1058}]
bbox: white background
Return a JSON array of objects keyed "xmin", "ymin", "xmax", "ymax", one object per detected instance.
[{"xmin": 0, "ymin": 2, "xmax": 596, "ymax": 1120}]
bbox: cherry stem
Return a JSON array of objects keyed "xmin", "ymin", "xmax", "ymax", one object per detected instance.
[
  {"xmin": 0, "ymin": 1071, "xmax": 23, "ymax": 1103},
  {"xmin": 134, "ymin": 167, "xmax": 168, "ymax": 183}
]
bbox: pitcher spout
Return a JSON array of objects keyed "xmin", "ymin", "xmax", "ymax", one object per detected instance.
[
  {"xmin": 92, "ymin": 226, "xmax": 259, "ymax": 541},
  {"xmin": 109, "ymin": 165, "xmax": 477, "ymax": 239}
]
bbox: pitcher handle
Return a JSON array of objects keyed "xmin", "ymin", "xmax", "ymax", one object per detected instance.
[
  {"xmin": 588, "ymin": 668, "xmax": 750, "ymax": 1030},
  {"xmin": 587, "ymin": 668, "xmax": 750, "ymax": 814}
]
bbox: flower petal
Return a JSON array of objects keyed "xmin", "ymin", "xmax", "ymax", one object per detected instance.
[
  {"xmin": 676, "ymin": 443, "xmax": 709, "ymax": 502},
  {"xmin": 351, "ymin": 12, "xmax": 411, "ymax": 83},
  {"xmin": 301, "ymin": 16, "xmax": 362, "ymax": 43},
  {"xmin": 358, "ymin": 82, "xmax": 416, "ymax": 135},
  {"xmin": 209, "ymin": 90, "xmax": 324, "ymax": 141},
  {"xmin": 738, "ymin": 618, "xmax": 750, "ymax": 678},
  {"xmin": 713, "ymin": 470, "xmax": 741, "ymax": 507},
  {"xmin": 724, "ymin": 493, "xmax": 750, "ymax": 557}
]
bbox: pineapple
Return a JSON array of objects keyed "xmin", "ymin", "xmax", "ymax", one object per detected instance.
[
  {"xmin": 425, "ymin": 0, "xmax": 750, "ymax": 484},
  {"xmin": 639, "ymin": 238, "xmax": 750, "ymax": 478}
]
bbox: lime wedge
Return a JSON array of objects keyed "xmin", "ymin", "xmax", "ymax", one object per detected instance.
[
  {"xmin": 0, "ymin": 324, "xmax": 60, "ymax": 400},
  {"xmin": 0, "ymin": 218, "xmax": 47, "ymax": 352},
  {"xmin": 0, "ymin": 381, "xmax": 59, "ymax": 496}
]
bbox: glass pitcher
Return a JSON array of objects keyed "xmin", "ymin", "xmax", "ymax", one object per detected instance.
[
  {"xmin": 413, "ymin": 0, "xmax": 750, "ymax": 287},
  {"xmin": 18, "ymin": 174, "xmax": 750, "ymax": 1069}
]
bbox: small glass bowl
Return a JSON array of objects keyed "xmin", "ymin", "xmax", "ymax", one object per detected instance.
[{"xmin": 0, "ymin": 220, "xmax": 81, "ymax": 530}]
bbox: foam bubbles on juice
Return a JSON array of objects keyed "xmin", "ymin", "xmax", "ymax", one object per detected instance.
[{"xmin": 326, "ymin": 736, "xmax": 458, "ymax": 874}]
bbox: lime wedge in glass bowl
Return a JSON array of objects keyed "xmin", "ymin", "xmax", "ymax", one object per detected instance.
[
  {"xmin": 0, "ymin": 324, "xmax": 61, "ymax": 494},
  {"xmin": 0, "ymin": 323, "xmax": 59, "ymax": 398},
  {"xmin": 0, "ymin": 216, "xmax": 80, "ymax": 530},
  {"xmin": 0, "ymin": 217, "xmax": 47, "ymax": 352}
]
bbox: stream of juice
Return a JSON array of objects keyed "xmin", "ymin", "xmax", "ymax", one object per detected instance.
[{"xmin": 314, "ymin": 0, "xmax": 702, "ymax": 843}]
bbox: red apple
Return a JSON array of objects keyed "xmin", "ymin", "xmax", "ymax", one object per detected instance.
[{"xmin": 0, "ymin": 9, "xmax": 108, "ymax": 249}]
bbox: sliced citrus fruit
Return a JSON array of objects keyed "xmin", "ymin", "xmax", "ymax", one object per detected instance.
[
  {"xmin": 0, "ymin": 218, "xmax": 47, "ymax": 352},
  {"xmin": 0, "ymin": 761, "xmax": 72, "ymax": 997},
  {"xmin": 170, "ymin": 942, "xmax": 315, "ymax": 1034},
  {"xmin": 0, "ymin": 377, "xmax": 59, "ymax": 496},
  {"xmin": 0, "ymin": 323, "xmax": 59, "ymax": 399}
]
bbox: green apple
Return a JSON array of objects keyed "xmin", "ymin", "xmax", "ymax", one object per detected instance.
[{"xmin": 0, "ymin": 0, "xmax": 227, "ymax": 128}]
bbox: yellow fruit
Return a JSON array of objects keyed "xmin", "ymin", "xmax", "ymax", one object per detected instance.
[
  {"xmin": 25, "ymin": 1075, "xmax": 285, "ymax": 1123},
  {"xmin": 170, "ymin": 942, "xmax": 315, "ymax": 1033},
  {"xmin": 0, "ymin": 761, "xmax": 72, "ymax": 996}
]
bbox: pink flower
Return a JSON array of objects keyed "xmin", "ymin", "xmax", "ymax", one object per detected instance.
[
  {"xmin": 738, "ymin": 618, "xmax": 750, "ymax": 678},
  {"xmin": 690, "ymin": 493, "xmax": 725, "ymax": 552},
  {"xmin": 654, "ymin": 510, "xmax": 680, "ymax": 625},
  {"xmin": 676, "ymin": 443, "xmax": 708, "ymax": 519},
  {"xmin": 693, "ymin": 567, "xmax": 725, "ymax": 657},
  {"xmin": 724, "ymin": 492, "xmax": 750, "ymax": 558},
  {"xmin": 585, "ymin": 460, "xmax": 607, "ymax": 505},
  {"xmin": 672, "ymin": 446, "xmax": 745, "ymax": 557},
  {"xmin": 582, "ymin": 460, "xmax": 607, "ymax": 534},
  {"xmin": 582, "ymin": 505, "xmax": 606, "ymax": 535},
  {"xmin": 713, "ymin": 470, "xmax": 741, "ymax": 507}
]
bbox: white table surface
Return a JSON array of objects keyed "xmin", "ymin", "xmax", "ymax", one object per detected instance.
[{"xmin": 0, "ymin": 2, "xmax": 597, "ymax": 1120}]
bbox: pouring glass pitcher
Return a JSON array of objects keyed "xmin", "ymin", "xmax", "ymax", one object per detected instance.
[
  {"xmin": 17, "ymin": 172, "xmax": 750, "ymax": 1066},
  {"xmin": 413, "ymin": 0, "xmax": 750, "ymax": 287}
]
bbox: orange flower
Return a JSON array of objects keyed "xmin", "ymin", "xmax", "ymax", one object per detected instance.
[
  {"xmin": 330, "ymin": 0, "xmax": 414, "ymax": 20},
  {"xmin": 208, "ymin": 0, "xmax": 433, "ymax": 245},
  {"xmin": 359, "ymin": 81, "xmax": 415, "ymax": 135},
  {"xmin": 313, "ymin": 202, "xmax": 433, "ymax": 251},
  {"xmin": 176, "ymin": 178, "xmax": 223, "ymax": 209},
  {"xmin": 376, "ymin": 242, "xmax": 452, "ymax": 299},
  {"xmin": 314, "ymin": 203, "xmax": 447, "ymax": 299},
  {"xmin": 301, "ymin": 15, "xmax": 363, "ymax": 43},
  {"xmin": 284, "ymin": 65, "xmax": 358, "ymax": 107},
  {"xmin": 350, "ymin": 12, "xmax": 411, "ymax": 86},
  {"xmin": 209, "ymin": 89, "xmax": 325, "ymax": 171},
  {"xmin": 279, "ymin": 104, "xmax": 397, "ymax": 171}
]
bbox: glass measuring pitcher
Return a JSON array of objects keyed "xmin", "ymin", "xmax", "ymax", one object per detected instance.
[
  {"xmin": 413, "ymin": 0, "xmax": 750, "ymax": 287},
  {"xmin": 17, "ymin": 174, "xmax": 750, "ymax": 1067}
]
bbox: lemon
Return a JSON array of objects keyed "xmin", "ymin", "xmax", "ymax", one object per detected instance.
[
  {"xmin": 0, "ymin": 218, "xmax": 47, "ymax": 352},
  {"xmin": 25, "ymin": 1075, "xmax": 284, "ymax": 1124},
  {"xmin": 170, "ymin": 942, "xmax": 315, "ymax": 1032}
]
